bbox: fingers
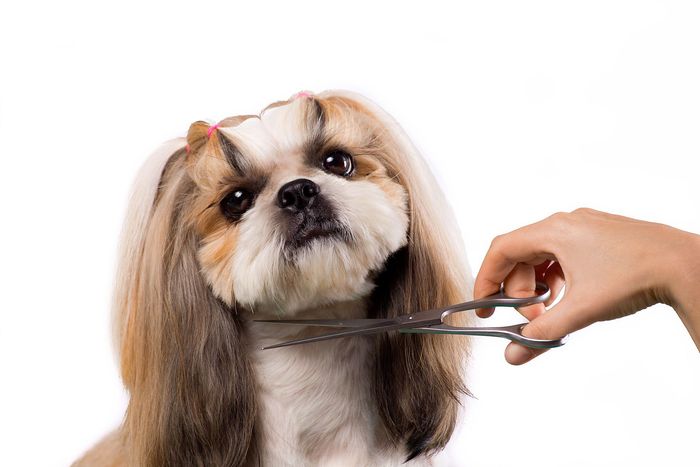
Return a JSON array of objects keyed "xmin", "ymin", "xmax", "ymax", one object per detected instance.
[
  {"xmin": 505, "ymin": 341, "xmax": 548, "ymax": 365},
  {"xmin": 501, "ymin": 264, "xmax": 547, "ymax": 364},
  {"xmin": 505, "ymin": 307, "xmax": 565, "ymax": 365},
  {"xmin": 505, "ymin": 261, "xmax": 565, "ymax": 365},
  {"xmin": 475, "ymin": 261, "xmax": 558, "ymax": 319},
  {"xmin": 475, "ymin": 306, "xmax": 496, "ymax": 319},
  {"xmin": 503, "ymin": 264, "xmax": 545, "ymax": 321},
  {"xmin": 504, "ymin": 293, "xmax": 589, "ymax": 365},
  {"xmin": 474, "ymin": 224, "xmax": 554, "ymax": 299},
  {"xmin": 539, "ymin": 261, "xmax": 565, "ymax": 307},
  {"xmin": 474, "ymin": 221, "xmax": 556, "ymax": 317}
]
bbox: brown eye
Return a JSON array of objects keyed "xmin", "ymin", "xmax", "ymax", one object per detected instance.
[
  {"xmin": 322, "ymin": 150, "xmax": 354, "ymax": 176},
  {"xmin": 220, "ymin": 189, "xmax": 254, "ymax": 221}
]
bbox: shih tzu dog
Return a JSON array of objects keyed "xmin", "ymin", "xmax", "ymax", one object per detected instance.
[{"xmin": 75, "ymin": 90, "xmax": 473, "ymax": 466}]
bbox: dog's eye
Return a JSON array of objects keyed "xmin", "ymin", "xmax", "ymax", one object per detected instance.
[
  {"xmin": 220, "ymin": 189, "xmax": 254, "ymax": 221},
  {"xmin": 322, "ymin": 150, "xmax": 354, "ymax": 177}
]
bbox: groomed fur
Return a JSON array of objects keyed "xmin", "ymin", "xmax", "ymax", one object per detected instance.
[{"xmin": 75, "ymin": 90, "xmax": 472, "ymax": 466}]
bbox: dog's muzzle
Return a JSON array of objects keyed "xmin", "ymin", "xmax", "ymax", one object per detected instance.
[{"xmin": 277, "ymin": 178, "xmax": 351, "ymax": 250}]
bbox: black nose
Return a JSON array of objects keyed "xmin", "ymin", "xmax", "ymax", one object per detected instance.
[{"xmin": 277, "ymin": 178, "xmax": 320, "ymax": 211}]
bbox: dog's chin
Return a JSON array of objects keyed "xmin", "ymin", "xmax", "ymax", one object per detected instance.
[
  {"xmin": 284, "ymin": 218, "xmax": 352, "ymax": 253},
  {"xmin": 273, "ymin": 234, "xmax": 376, "ymax": 313},
  {"xmin": 235, "ymin": 234, "xmax": 384, "ymax": 317}
]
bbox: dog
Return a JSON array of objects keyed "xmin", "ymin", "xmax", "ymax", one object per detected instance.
[{"xmin": 75, "ymin": 90, "xmax": 473, "ymax": 466}]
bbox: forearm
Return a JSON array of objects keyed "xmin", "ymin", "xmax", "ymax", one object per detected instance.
[{"xmin": 666, "ymin": 229, "xmax": 700, "ymax": 350}]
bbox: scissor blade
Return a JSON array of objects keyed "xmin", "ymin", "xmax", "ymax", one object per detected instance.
[
  {"xmin": 253, "ymin": 318, "xmax": 393, "ymax": 328},
  {"xmin": 260, "ymin": 317, "xmax": 440, "ymax": 350}
]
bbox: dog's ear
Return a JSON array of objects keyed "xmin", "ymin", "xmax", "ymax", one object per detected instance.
[
  {"xmin": 323, "ymin": 91, "xmax": 473, "ymax": 460},
  {"xmin": 368, "ymin": 240, "xmax": 470, "ymax": 461},
  {"xmin": 114, "ymin": 141, "xmax": 257, "ymax": 466},
  {"xmin": 184, "ymin": 120, "xmax": 236, "ymax": 192}
]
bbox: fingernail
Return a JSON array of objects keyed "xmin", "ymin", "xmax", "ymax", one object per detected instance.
[{"xmin": 505, "ymin": 343, "xmax": 532, "ymax": 365}]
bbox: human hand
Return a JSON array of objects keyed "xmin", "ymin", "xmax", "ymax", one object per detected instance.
[{"xmin": 474, "ymin": 208, "xmax": 700, "ymax": 365}]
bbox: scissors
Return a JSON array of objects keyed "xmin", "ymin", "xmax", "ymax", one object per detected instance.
[{"xmin": 255, "ymin": 282, "xmax": 567, "ymax": 350}]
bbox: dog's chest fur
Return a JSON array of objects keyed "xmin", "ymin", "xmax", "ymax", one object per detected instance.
[{"xmin": 247, "ymin": 311, "xmax": 432, "ymax": 466}]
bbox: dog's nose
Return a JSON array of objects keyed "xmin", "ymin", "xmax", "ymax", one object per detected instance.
[{"xmin": 277, "ymin": 178, "xmax": 320, "ymax": 211}]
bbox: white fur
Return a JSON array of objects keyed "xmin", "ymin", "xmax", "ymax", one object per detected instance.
[
  {"xmin": 247, "ymin": 300, "xmax": 432, "ymax": 466},
  {"xmin": 221, "ymin": 98, "xmax": 308, "ymax": 171}
]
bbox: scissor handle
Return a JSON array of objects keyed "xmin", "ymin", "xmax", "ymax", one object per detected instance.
[
  {"xmin": 401, "ymin": 323, "xmax": 567, "ymax": 349},
  {"xmin": 402, "ymin": 282, "xmax": 567, "ymax": 348},
  {"xmin": 438, "ymin": 281, "xmax": 551, "ymax": 321}
]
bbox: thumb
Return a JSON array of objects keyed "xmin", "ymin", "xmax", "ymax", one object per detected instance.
[{"xmin": 504, "ymin": 298, "xmax": 577, "ymax": 365}]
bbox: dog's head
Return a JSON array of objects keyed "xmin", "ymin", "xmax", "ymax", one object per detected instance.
[
  {"xmin": 186, "ymin": 92, "xmax": 409, "ymax": 314},
  {"xmin": 115, "ymin": 91, "xmax": 471, "ymax": 465}
]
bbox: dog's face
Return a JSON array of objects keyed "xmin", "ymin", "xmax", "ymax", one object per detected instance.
[{"xmin": 186, "ymin": 95, "xmax": 409, "ymax": 314}]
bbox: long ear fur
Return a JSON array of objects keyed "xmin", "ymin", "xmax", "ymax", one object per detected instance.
[
  {"xmin": 320, "ymin": 91, "xmax": 473, "ymax": 460},
  {"xmin": 114, "ymin": 138, "xmax": 257, "ymax": 466}
]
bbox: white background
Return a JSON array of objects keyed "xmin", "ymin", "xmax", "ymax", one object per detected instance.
[{"xmin": 1, "ymin": 1, "xmax": 699, "ymax": 466}]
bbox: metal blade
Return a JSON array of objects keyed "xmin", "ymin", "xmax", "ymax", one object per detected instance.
[
  {"xmin": 260, "ymin": 317, "xmax": 440, "ymax": 350},
  {"xmin": 253, "ymin": 318, "xmax": 393, "ymax": 328}
]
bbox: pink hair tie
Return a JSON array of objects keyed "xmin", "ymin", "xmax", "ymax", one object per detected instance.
[
  {"xmin": 293, "ymin": 90, "xmax": 313, "ymax": 99},
  {"xmin": 185, "ymin": 143, "xmax": 191, "ymax": 154},
  {"xmin": 207, "ymin": 123, "xmax": 220, "ymax": 138}
]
